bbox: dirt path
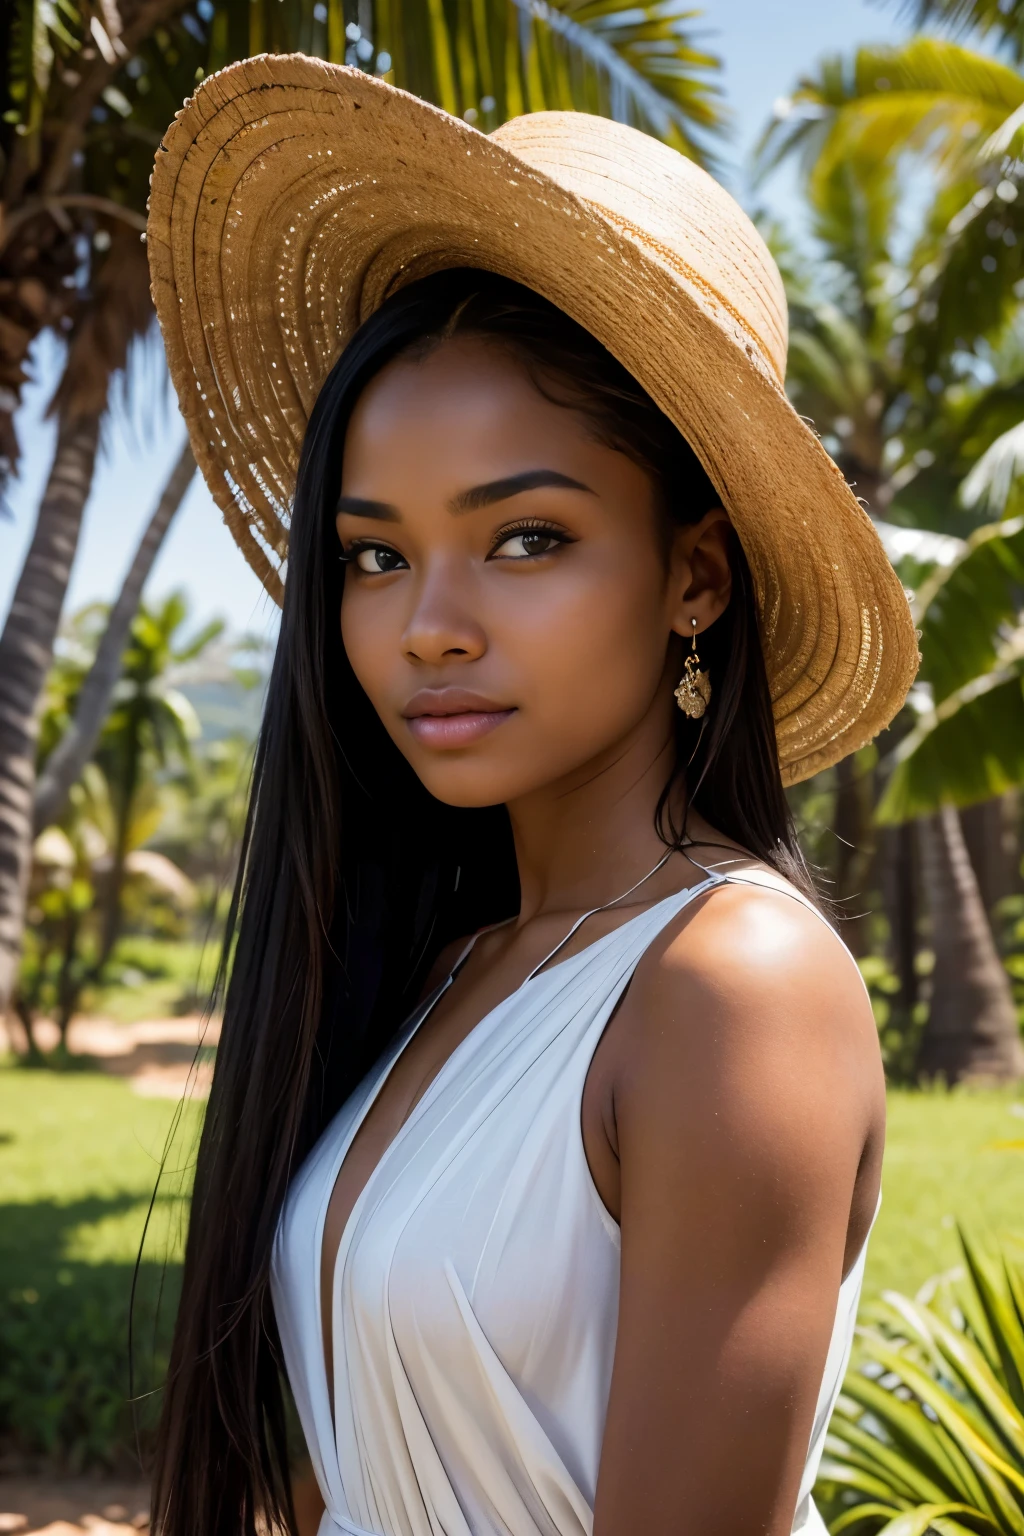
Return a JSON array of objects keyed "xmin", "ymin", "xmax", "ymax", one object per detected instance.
[
  {"xmin": 0, "ymin": 1480, "xmax": 149, "ymax": 1533},
  {"xmin": 0, "ymin": 1477, "xmax": 325, "ymax": 1535},
  {"xmin": 0, "ymin": 1016, "xmax": 219, "ymax": 1098}
]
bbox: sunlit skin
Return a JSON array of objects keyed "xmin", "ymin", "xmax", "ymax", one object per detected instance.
[
  {"xmin": 335, "ymin": 339, "xmax": 723, "ymax": 812},
  {"xmin": 302, "ymin": 336, "xmax": 886, "ymax": 1536}
]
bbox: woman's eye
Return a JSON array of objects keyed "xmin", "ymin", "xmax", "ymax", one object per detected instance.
[
  {"xmin": 351, "ymin": 545, "xmax": 407, "ymax": 574},
  {"xmin": 492, "ymin": 530, "xmax": 563, "ymax": 560}
]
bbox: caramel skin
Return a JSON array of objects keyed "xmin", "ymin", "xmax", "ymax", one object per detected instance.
[{"xmin": 297, "ymin": 337, "xmax": 885, "ymax": 1536}]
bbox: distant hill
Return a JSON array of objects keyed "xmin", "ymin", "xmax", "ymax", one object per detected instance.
[
  {"xmin": 171, "ymin": 635, "xmax": 270, "ymax": 743},
  {"xmin": 179, "ymin": 676, "xmax": 266, "ymax": 742}
]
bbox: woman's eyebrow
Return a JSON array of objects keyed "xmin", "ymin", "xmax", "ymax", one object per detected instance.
[
  {"xmin": 449, "ymin": 469, "xmax": 595, "ymax": 513},
  {"xmin": 336, "ymin": 469, "xmax": 595, "ymax": 522},
  {"xmin": 336, "ymin": 496, "xmax": 400, "ymax": 520}
]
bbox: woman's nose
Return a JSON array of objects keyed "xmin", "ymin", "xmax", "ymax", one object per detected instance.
[{"xmin": 400, "ymin": 565, "xmax": 487, "ymax": 666}]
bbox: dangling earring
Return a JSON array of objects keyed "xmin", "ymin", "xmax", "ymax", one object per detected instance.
[{"xmin": 674, "ymin": 617, "xmax": 712, "ymax": 719}]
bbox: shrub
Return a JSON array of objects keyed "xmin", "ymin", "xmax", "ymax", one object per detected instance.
[
  {"xmin": 0, "ymin": 1071, "xmax": 197, "ymax": 1472},
  {"xmin": 817, "ymin": 1230, "xmax": 1024, "ymax": 1535},
  {"xmin": 0, "ymin": 1200, "xmax": 182, "ymax": 1471}
]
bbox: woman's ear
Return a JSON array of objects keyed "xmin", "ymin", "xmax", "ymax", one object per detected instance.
[{"xmin": 668, "ymin": 508, "xmax": 733, "ymax": 639}]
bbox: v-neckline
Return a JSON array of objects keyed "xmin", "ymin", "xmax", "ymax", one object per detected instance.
[{"xmin": 314, "ymin": 871, "xmax": 726, "ymax": 1434}]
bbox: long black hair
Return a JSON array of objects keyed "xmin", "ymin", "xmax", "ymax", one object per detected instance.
[{"xmin": 150, "ymin": 268, "xmax": 813, "ymax": 1535}]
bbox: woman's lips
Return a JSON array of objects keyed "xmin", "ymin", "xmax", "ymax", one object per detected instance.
[
  {"xmin": 407, "ymin": 710, "xmax": 516, "ymax": 747},
  {"xmin": 403, "ymin": 689, "xmax": 516, "ymax": 748}
]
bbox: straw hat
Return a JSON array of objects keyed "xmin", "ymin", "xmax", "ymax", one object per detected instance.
[{"xmin": 147, "ymin": 53, "xmax": 918, "ymax": 785}]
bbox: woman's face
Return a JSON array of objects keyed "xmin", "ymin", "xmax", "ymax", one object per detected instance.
[{"xmin": 337, "ymin": 334, "xmax": 731, "ymax": 809}]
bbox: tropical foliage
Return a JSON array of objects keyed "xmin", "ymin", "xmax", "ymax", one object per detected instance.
[
  {"xmin": 879, "ymin": 518, "xmax": 1024, "ymax": 823},
  {"xmin": 818, "ymin": 1231, "xmax": 1024, "ymax": 1536},
  {"xmin": 902, "ymin": 0, "xmax": 1024, "ymax": 63},
  {"xmin": 755, "ymin": 0, "xmax": 1024, "ymax": 1080},
  {"xmin": 12, "ymin": 595, "xmax": 253, "ymax": 1056}
]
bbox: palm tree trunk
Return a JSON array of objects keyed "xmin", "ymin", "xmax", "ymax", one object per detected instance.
[
  {"xmin": 56, "ymin": 906, "xmax": 84, "ymax": 1048},
  {"xmin": 917, "ymin": 804, "xmax": 1024, "ymax": 1083},
  {"xmin": 93, "ymin": 699, "xmax": 144, "ymax": 983},
  {"xmin": 0, "ymin": 410, "xmax": 101, "ymax": 1013},
  {"xmin": 34, "ymin": 438, "xmax": 196, "ymax": 829},
  {"xmin": 11, "ymin": 993, "xmax": 44, "ymax": 1062},
  {"xmin": 880, "ymin": 820, "xmax": 917, "ymax": 1016},
  {"xmin": 833, "ymin": 752, "xmax": 875, "ymax": 957},
  {"xmin": 960, "ymin": 793, "xmax": 1021, "ymax": 917}
]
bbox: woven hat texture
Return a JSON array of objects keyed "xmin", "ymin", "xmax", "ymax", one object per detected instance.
[{"xmin": 147, "ymin": 52, "xmax": 919, "ymax": 785}]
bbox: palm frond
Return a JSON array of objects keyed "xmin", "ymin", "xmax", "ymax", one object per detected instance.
[
  {"xmin": 365, "ymin": 0, "xmax": 725, "ymax": 158},
  {"xmin": 945, "ymin": 375, "xmax": 1024, "ymax": 473},
  {"xmin": 960, "ymin": 422, "xmax": 1024, "ymax": 519},
  {"xmin": 1, "ymin": 0, "xmax": 84, "ymax": 159},
  {"xmin": 904, "ymin": 172, "xmax": 1024, "ymax": 366},
  {"xmin": 756, "ymin": 33, "xmax": 1024, "ymax": 357},
  {"xmin": 49, "ymin": 223, "xmax": 155, "ymax": 423},
  {"xmin": 521, "ymin": 0, "xmax": 723, "ymax": 154},
  {"xmin": 811, "ymin": 154, "xmax": 899, "ymax": 286},
  {"xmin": 874, "ymin": 516, "xmax": 1024, "ymax": 821},
  {"xmin": 210, "ymin": 0, "xmax": 725, "ymax": 158},
  {"xmin": 757, "ymin": 39, "xmax": 1023, "ymax": 191},
  {"xmin": 912, "ymin": 513, "xmax": 1024, "ymax": 700},
  {"xmin": 876, "ymin": 658, "xmax": 1024, "ymax": 821},
  {"xmin": 788, "ymin": 303, "xmax": 877, "ymax": 406},
  {"xmin": 817, "ymin": 1234, "xmax": 1024, "ymax": 1534},
  {"xmin": 899, "ymin": 0, "xmax": 1024, "ymax": 66},
  {"xmin": 979, "ymin": 100, "xmax": 1024, "ymax": 162}
]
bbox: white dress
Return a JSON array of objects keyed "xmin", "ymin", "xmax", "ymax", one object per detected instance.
[{"xmin": 271, "ymin": 867, "xmax": 879, "ymax": 1536}]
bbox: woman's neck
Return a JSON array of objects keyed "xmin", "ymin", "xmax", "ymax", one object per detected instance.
[{"xmin": 506, "ymin": 707, "xmax": 700, "ymax": 925}]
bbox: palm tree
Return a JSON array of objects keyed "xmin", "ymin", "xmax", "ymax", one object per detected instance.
[
  {"xmin": 0, "ymin": 0, "xmax": 727, "ymax": 1017},
  {"xmin": 14, "ymin": 593, "xmax": 223, "ymax": 1056},
  {"xmin": 0, "ymin": 224, "xmax": 155, "ymax": 1014},
  {"xmin": 760, "ymin": 41, "xmax": 1024, "ymax": 1079},
  {"xmin": 89, "ymin": 592, "xmax": 217, "ymax": 973},
  {"xmin": 0, "ymin": 0, "xmax": 202, "ymax": 1016},
  {"xmin": 0, "ymin": 0, "xmax": 189, "ymax": 483},
  {"xmin": 759, "ymin": 159, "xmax": 918, "ymax": 963},
  {"xmin": 760, "ymin": 36, "xmax": 1024, "ymax": 381},
  {"xmin": 33, "ymin": 438, "xmax": 197, "ymax": 830}
]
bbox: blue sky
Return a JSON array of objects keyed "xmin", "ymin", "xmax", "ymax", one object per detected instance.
[{"xmin": 2, "ymin": 0, "xmax": 914, "ymax": 640}]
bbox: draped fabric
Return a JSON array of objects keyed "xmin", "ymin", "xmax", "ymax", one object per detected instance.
[{"xmin": 271, "ymin": 871, "xmax": 877, "ymax": 1536}]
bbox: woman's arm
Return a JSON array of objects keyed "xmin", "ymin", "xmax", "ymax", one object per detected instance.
[
  {"xmin": 593, "ymin": 883, "xmax": 885, "ymax": 1536},
  {"xmin": 290, "ymin": 1461, "xmax": 326, "ymax": 1536}
]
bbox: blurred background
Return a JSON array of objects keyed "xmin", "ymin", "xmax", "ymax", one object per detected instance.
[{"xmin": 3, "ymin": 0, "xmax": 1024, "ymax": 1531}]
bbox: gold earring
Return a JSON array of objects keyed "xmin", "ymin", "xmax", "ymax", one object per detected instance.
[{"xmin": 674, "ymin": 618, "xmax": 712, "ymax": 719}]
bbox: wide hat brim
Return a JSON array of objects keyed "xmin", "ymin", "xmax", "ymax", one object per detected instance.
[{"xmin": 147, "ymin": 53, "xmax": 919, "ymax": 786}]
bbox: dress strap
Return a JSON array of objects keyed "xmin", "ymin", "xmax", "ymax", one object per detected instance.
[
  {"xmin": 444, "ymin": 917, "xmax": 515, "ymax": 987},
  {"xmin": 714, "ymin": 864, "xmax": 835, "ymax": 930},
  {"xmin": 704, "ymin": 862, "xmax": 873, "ymax": 1008}
]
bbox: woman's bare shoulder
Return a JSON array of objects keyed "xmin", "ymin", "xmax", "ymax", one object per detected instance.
[
  {"xmin": 634, "ymin": 859, "xmax": 876, "ymax": 1056},
  {"xmin": 664, "ymin": 859, "xmax": 863, "ymax": 1004},
  {"xmin": 612, "ymin": 856, "xmax": 884, "ymax": 1186}
]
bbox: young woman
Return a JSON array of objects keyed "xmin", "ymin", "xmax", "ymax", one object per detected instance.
[{"xmin": 146, "ymin": 57, "xmax": 918, "ymax": 1536}]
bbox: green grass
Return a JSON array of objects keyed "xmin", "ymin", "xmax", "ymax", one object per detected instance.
[
  {"xmin": 87, "ymin": 936, "xmax": 220, "ymax": 1025},
  {"xmin": 0, "ymin": 1068, "xmax": 202, "ymax": 1470},
  {"xmin": 1, "ymin": 1067, "xmax": 1023, "ymax": 1469},
  {"xmin": 866, "ymin": 1084, "xmax": 1024, "ymax": 1297}
]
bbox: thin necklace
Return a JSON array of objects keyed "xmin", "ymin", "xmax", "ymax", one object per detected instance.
[{"xmin": 521, "ymin": 845, "xmax": 681, "ymax": 983}]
